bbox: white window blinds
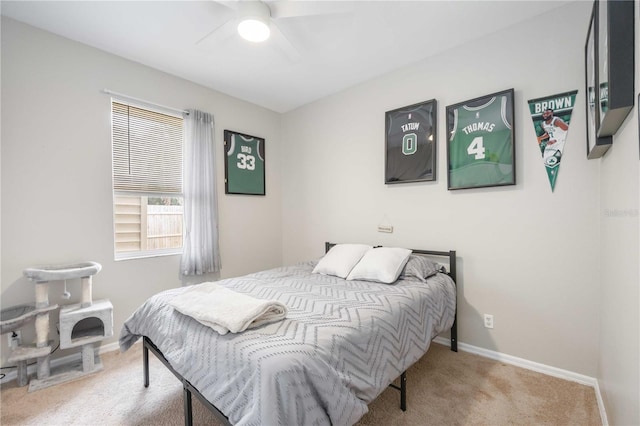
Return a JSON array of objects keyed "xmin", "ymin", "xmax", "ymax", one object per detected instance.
[{"xmin": 112, "ymin": 101, "xmax": 183, "ymax": 194}]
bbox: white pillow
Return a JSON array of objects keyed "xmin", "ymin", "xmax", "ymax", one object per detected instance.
[
  {"xmin": 312, "ymin": 244, "xmax": 372, "ymax": 278},
  {"xmin": 346, "ymin": 247, "xmax": 412, "ymax": 284}
]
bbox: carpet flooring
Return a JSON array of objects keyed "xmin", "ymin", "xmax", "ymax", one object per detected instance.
[{"xmin": 0, "ymin": 342, "xmax": 601, "ymax": 425}]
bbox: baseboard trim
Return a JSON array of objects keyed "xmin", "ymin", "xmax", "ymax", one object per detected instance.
[
  {"xmin": 0, "ymin": 341, "xmax": 121, "ymax": 385},
  {"xmin": 593, "ymin": 378, "xmax": 609, "ymax": 426},
  {"xmin": 433, "ymin": 336, "xmax": 608, "ymax": 425}
]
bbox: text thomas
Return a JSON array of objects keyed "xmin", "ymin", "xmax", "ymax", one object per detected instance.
[{"xmin": 461, "ymin": 122, "xmax": 496, "ymax": 135}]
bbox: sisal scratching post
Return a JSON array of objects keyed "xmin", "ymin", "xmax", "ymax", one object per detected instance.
[
  {"xmin": 34, "ymin": 314, "xmax": 49, "ymax": 349},
  {"xmin": 34, "ymin": 283, "xmax": 50, "ymax": 348},
  {"xmin": 81, "ymin": 276, "xmax": 92, "ymax": 308},
  {"xmin": 34, "ymin": 283, "xmax": 49, "ymax": 308}
]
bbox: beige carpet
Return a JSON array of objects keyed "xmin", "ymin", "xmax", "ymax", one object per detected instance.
[{"xmin": 0, "ymin": 342, "xmax": 601, "ymax": 425}]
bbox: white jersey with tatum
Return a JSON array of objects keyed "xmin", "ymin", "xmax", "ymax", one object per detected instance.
[
  {"xmin": 539, "ymin": 117, "xmax": 567, "ymax": 168},
  {"xmin": 541, "ymin": 117, "xmax": 568, "ymax": 145},
  {"xmin": 385, "ymin": 104, "xmax": 435, "ymax": 182}
]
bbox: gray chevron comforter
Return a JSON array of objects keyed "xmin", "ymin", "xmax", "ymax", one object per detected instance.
[{"xmin": 119, "ymin": 260, "xmax": 456, "ymax": 426}]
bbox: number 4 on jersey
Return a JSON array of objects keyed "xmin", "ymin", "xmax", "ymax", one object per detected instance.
[{"xmin": 467, "ymin": 136, "xmax": 486, "ymax": 160}]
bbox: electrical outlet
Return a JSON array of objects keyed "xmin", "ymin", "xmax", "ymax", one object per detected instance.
[
  {"xmin": 7, "ymin": 330, "xmax": 21, "ymax": 347},
  {"xmin": 377, "ymin": 225, "xmax": 393, "ymax": 233},
  {"xmin": 483, "ymin": 314, "xmax": 494, "ymax": 329}
]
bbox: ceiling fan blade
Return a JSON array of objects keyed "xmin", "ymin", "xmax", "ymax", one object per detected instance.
[
  {"xmin": 269, "ymin": 1, "xmax": 355, "ymax": 19},
  {"xmin": 213, "ymin": 0, "xmax": 239, "ymax": 12},
  {"xmin": 196, "ymin": 19, "xmax": 238, "ymax": 45},
  {"xmin": 270, "ymin": 22, "xmax": 301, "ymax": 63}
]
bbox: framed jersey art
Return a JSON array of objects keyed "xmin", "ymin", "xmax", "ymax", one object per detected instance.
[
  {"xmin": 446, "ymin": 89, "xmax": 516, "ymax": 190},
  {"xmin": 385, "ymin": 99, "xmax": 437, "ymax": 184},
  {"xmin": 224, "ymin": 130, "xmax": 265, "ymax": 195}
]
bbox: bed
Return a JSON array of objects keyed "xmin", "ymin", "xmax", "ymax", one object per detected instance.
[{"xmin": 119, "ymin": 243, "xmax": 457, "ymax": 425}]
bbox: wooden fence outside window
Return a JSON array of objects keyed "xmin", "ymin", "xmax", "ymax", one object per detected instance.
[{"xmin": 114, "ymin": 196, "xmax": 183, "ymax": 253}]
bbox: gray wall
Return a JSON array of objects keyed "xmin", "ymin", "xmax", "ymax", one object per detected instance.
[
  {"xmin": 282, "ymin": 1, "xmax": 600, "ymax": 375},
  {"xmin": 280, "ymin": 3, "xmax": 638, "ymax": 425},
  {"xmin": 597, "ymin": 0, "xmax": 640, "ymax": 422},
  {"xmin": 1, "ymin": 17, "xmax": 283, "ymax": 362}
]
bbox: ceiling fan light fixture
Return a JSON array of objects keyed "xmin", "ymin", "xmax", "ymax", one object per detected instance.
[{"xmin": 237, "ymin": 18, "xmax": 270, "ymax": 43}]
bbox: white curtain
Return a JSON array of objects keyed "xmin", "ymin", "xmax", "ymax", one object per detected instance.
[{"xmin": 180, "ymin": 109, "xmax": 221, "ymax": 277}]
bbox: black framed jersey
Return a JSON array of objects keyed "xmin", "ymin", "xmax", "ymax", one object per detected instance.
[
  {"xmin": 447, "ymin": 93, "xmax": 514, "ymax": 189},
  {"xmin": 224, "ymin": 130, "xmax": 265, "ymax": 195},
  {"xmin": 385, "ymin": 100, "xmax": 436, "ymax": 183}
]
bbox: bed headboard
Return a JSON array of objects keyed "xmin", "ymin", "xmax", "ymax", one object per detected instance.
[
  {"xmin": 324, "ymin": 242, "xmax": 458, "ymax": 352},
  {"xmin": 324, "ymin": 242, "xmax": 457, "ymax": 283}
]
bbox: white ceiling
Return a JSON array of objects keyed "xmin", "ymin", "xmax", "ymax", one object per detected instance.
[{"xmin": 1, "ymin": 1, "xmax": 572, "ymax": 113}]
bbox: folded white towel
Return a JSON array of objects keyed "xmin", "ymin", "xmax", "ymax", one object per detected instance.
[{"xmin": 169, "ymin": 282, "xmax": 287, "ymax": 335}]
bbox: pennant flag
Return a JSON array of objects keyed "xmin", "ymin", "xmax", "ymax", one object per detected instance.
[{"xmin": 527, "ymin": 90, "xmax": 578, "ymax": 192}]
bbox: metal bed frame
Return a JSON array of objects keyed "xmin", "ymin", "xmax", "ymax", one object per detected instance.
[{"xmin": 142, "ymin": 244, "xmax": 457, "ymax": 426}]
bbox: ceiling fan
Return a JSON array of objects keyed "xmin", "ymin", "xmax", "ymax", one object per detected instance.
[{"xmin": 196, "ymin": 0, "xmax": 353, "ymax": 62}]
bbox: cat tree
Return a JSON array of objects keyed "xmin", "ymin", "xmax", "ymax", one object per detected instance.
[{"xmin": 2, "ymin": 262, "xmax": 112, "ymax": 391}]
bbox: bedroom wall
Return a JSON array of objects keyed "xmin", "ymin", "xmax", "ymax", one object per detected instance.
[
  {"xmin": 596, "ymin": 0, "xmax": 640, "ymax": 423},
  {"xmin": 281, "ymin": 1, "xmax": 602, "ymax": 379},
  {"xmin": 0, "ymin": 17, "xmax": 283, "ymax": 365},
  {"xmin": 2, "ymin": 5, "xmax": 637, "ymax": 424}
]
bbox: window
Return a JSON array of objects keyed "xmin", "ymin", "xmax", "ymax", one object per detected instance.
[{"xmin": 111, "ymin": 101, "xmax": 184, "ymax": 260}]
